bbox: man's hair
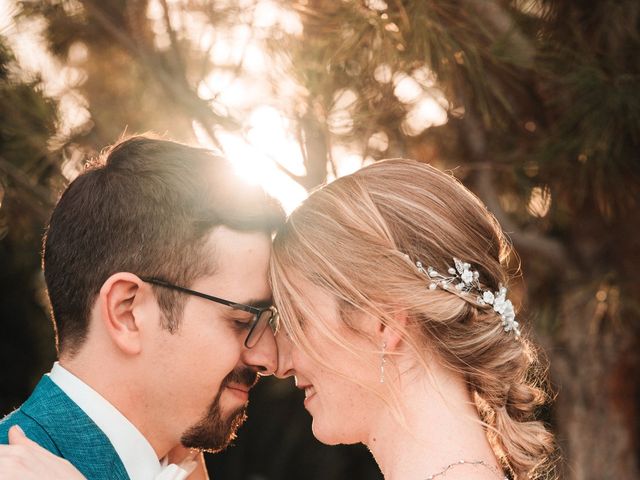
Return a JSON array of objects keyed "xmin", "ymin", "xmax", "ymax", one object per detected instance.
[{"xmin": 43, "ymin": 135, "xmax": 285, "ymax": 354}]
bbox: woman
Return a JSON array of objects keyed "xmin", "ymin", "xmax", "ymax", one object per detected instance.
[
  {"xmin": 0, "ymin": 159, "xmax": 556, "ymax": 479},
  {"xmin": 269, "ymin": 159, "xmax": 556, "ymax": 479}
]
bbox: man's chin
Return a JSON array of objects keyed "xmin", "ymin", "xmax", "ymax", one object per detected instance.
[{"xmin": 180, "ymin": 406, "xmax": 248, "ymax": 453}]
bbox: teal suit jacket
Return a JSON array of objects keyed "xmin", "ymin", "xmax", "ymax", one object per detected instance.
[{"xmin": 0, "ymin": 375, "xmax": 130, "ymax": 479}]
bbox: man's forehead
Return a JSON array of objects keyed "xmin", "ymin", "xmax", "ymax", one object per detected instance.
[
  {"xmin": 205, "ymin": 226, "xmax": 272, "ymax": 256},
  {"xmin": 195, "ymin": 227, "xmax": 272, "ymax": 304}
]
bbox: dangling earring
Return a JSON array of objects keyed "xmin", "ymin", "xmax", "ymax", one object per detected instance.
[{"xmin": 380, "ymin": 342, "xmax": 387, "ymax": 383}]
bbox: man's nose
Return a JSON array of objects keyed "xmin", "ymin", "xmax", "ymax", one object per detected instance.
[{"xmin": 243, "ymin": 328, "xmax": 278, "ymax": 375}]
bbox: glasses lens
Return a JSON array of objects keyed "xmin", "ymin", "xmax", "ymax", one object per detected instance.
[{"xmin": 245, "ymin": 308, "xmax": 275, "ymax": 348}]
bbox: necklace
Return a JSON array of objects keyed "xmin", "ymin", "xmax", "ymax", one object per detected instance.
[{"xmin": 425, "ymin": 459, "xmax": 506, "ymax": 479}]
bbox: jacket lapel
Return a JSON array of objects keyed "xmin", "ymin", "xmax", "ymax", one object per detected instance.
[{"xmin": 22, "ymin": 376, "xmax": 130, "ymax": 480}]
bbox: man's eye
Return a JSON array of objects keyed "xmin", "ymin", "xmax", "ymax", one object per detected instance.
[{"xmin": 232, "ymin": 318, "xmax": 253, "ymax": 330}]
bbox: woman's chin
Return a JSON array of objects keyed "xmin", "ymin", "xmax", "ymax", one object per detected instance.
[
  {"xmin": 311, "ymin": 422, "xmax": 336, "ymax": 445},
  {"xmin": 311, "ymin": 421, "xmax": 355, "ymax": 446}
]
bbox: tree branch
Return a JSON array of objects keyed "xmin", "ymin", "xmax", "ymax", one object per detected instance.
[
  {"xmin": 158, "ymin": 0, "xmax": 186, "ymax": 74},
  {"xmin": 457, "ymin": 112, "xmax": 572, "ymax": 270},
  {"xmin": 83, "ymin": 2, "xmax": 236, "ymax": 149}
]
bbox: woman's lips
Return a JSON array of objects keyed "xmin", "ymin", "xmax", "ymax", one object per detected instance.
[{"xmin": 300, "ymin": 385, "xmax": 316, "ymax": 407}]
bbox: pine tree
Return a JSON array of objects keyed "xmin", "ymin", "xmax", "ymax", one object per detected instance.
[
  {"xmin": 5, "ymin": 0, "xmax": 639, "ymax": 478},
  {"xmin": 0, "ymin": 35, "xmax": 59, "ymax": 410},
  {"xmin": 277, "ymin": 2, "xmax": 640, "ymax": 478}
]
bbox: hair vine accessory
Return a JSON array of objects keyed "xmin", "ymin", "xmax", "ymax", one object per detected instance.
[{"xmin": 416, "ymin": 257, "xmax": 521, "ymax": 338}]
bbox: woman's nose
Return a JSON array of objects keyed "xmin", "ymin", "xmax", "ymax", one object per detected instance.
[{"xmin": 274, "ymin": 331, "xmax": 295, "ymax": 379}]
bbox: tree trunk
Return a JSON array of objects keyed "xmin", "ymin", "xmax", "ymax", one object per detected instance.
[{"xmin": 550, "ymin": 288, "xmax": 640, "ymax": 479}]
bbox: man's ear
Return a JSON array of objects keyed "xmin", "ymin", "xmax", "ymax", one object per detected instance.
[{"xmin": 97, "ymin": 272, "xmax": 149, "ymax": 355}]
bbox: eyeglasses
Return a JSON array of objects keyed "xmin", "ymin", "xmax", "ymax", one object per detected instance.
[{"xmin": 140, "ymin": 277, "xmax": 279, "ymax": 348}]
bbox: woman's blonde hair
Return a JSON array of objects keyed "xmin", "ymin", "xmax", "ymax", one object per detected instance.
[{"xmin": 270, "ymin": 159, "xmax": 556, "ymax": 479}]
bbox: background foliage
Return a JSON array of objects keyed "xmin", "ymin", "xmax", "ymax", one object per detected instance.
[{"xmin": 1, "ymin": 1, "xmax": 638, "ymax": 479}]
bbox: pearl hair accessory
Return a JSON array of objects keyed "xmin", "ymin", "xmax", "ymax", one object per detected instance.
[{"xmin": 415, "ymin": 257, "xmax": 521, "ymax": 338}]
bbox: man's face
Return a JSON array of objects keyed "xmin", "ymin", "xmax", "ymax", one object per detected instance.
[{"xmin": 145, "ymin": 227, "xmax": 276, "ymax": 453}]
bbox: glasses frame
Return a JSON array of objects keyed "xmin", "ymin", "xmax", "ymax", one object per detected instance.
[{"xmin": 139, "ymin": 276, "xmax": 278, "ymax": 348}]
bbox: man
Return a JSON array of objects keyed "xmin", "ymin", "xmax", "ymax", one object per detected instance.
[{"xmin": 0, "ymin": 136, "xmax": 285, "ymax": 479}]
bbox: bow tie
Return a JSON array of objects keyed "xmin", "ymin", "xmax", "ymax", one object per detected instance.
[{"xmin": 155, "ymin": 454, "xmax": 198, "ymax": 480}]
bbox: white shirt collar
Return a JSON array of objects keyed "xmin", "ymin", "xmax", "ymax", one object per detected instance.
[{"xmin": 48, "ymin": 362, "xmax": 162, "ymax": 480}]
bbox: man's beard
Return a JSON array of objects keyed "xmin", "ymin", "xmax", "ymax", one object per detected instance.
[{"xmin": 180, "ymin": 367, "xmax": 258, "ymax": 453}]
